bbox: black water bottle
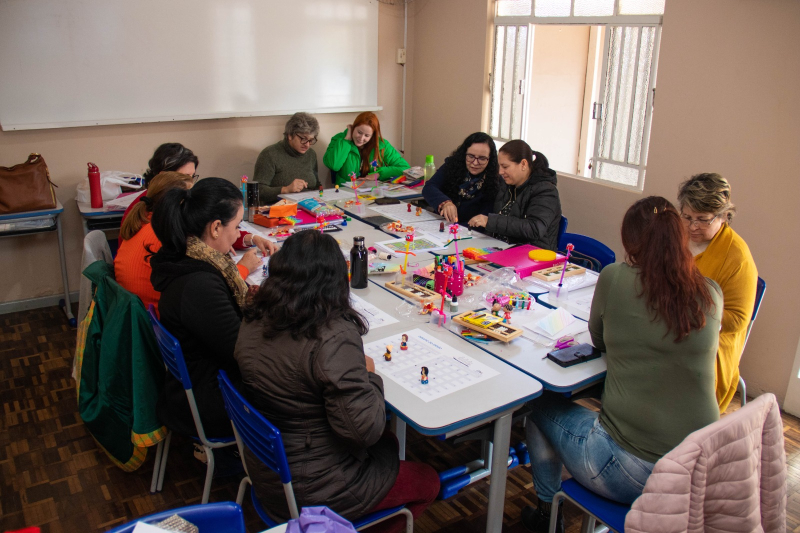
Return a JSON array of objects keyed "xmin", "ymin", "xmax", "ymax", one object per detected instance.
[{"xmin": 350, "ymin": 236, "xmax": 368, "ymax": 289}]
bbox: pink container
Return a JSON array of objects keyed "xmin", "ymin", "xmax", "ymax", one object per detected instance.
[
  {"xmin": 434, "ymin": 269, "xmax": 464, "ymax": 297},
  {"xmin": 481, "ymin": 245, "xmax": 564, "ymax": 278}
]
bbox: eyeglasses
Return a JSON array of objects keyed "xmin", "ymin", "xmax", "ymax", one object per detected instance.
[
  {"xmin": 191, "ymin": 173, "xmax": 200, "ymax": 183},
  {"xmin": 466, "ymin": 154, "xmax": 489, "ymax": 164},
  {"xmin": 296, "ymin": 135, "xmax": 317, "ymax": 146},
  {"xmin": 680, "ymin": 213, "xmax": 719, "ymax": 228}
]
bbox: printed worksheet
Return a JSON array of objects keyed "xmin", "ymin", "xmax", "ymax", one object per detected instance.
[
  {"xmin": 280, "ymin": 188, "xmax": 355, "ymax": 202},
  {"xmin": 364, "ymin": 329, "xmax": 498, "ymax": 402},
  {"xmin": 375, "ymin": 232, "xmax": 446, "ymax": 254},
  {"xmin": 350, "ymin": 293, "xmax": 399, "ymax": 330},
  {"xmin": 369, "ymin": 202, "xmax": 441, "ymax": 223}
]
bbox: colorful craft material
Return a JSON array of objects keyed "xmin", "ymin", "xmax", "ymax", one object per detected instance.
[{"xmin": 536, "ymin": 308, "xmax": 576, "ymax": 337}]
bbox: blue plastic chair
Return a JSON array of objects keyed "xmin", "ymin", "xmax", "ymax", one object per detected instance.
[
  {"xmin": 550, "ymin": 478, "xmax": 629, "ymax": 533},
  {"xmin": 738, "ymin": 276, "xmax": 766, "ymax": 406},
  {"xmin": 107, "ymin": 502, "xmax": 245, "ymax": 533},
  {"xmin": 557, "ymin": 216, "xmax": 568, "ymax": 249},
  {"xmin": 146, "ymin": 304, "xmax": 237, "ymax": 504},
  {"xmin": 558, "ymin": 232, "xmax": 615, "ymax": 272},
  {"xmin": 218, "ymin": 370, "xmax": 414, "ymax": 532}
]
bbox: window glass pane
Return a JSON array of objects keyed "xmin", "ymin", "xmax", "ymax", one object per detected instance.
[
  {"xmin": 597, "ymin": 162, "xmax": 639, "ymax": 186},
  {"xmin": 534, "ymin": 0, "xmax": 570, "ymax": 17},
  {"xmin": 490, "ymin": 27, "xmax": 506, "ymax": 137},
  {"xmin": 574, "ymin": 0, "xmax": 614, "ymax": 16},
  {"xmin": 628, "ymin": 26, "xmax": 655, "ymax": 165},
  {"xmin": 619, "ymin": 0, "xmax": 665, "ymax": 15},
  {"xmin": 599, "ymin": 27, "xmax": 622, "ymax": 160},
  {"xmin": 510, "ymin": 26, "xmax": 528, "ymax": 139},
  {"xmin": 497, "ymin": 0, "xmax": 532, "ymax": 16},
  {"xmin": 500, "ymin": 26, "xmax": 518, "ymax": 139},
  {"xmin": 611, "ymin": 27, "xmax": 637, "ymax": 163}
]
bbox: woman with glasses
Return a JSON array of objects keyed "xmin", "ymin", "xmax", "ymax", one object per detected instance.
[
  {"xmin": 121, "ymin": 143, "xmax": 200, "ymax": 224},
  {"xmin": 677, "ymin": 173, "xmax": 758, "ymax": 412},
  {"xmin": 236, "ymin": 230, "xmax": 439, "ymax": 532},
  {"xmin": 468, "ymin": 140, "xmax": 561, "ymax": 251},
  {"xmin": 521, "ymin": 197, "xmax": 721, "ymax": 532},
  {"xmin": 421, "ymin": 132, "xmax": 501, "ymax": 224},
  {"xmin": 253, "ymin": 112, "xmax": 321, "ymax": 204},
  {"xmin": 323, "ymin": 111, "xmax": 409, "ymax": 185}
]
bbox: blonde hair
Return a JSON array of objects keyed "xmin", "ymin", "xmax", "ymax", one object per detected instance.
[
  {"xmin": 120, "ymin": 171, "xmax": 193, "ymax": 240},
  {"xmin": 677, "ymin": 172, "xmax": 736, "ymax": 223}
]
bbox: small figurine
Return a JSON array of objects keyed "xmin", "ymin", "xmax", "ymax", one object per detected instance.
[
  {"xmin": 319, "ymin": 185, "xmax": 324, "ymax": 198},
  {"xmin": 420, "ymin": 366, "xmax": 429, "ymax": 385},
  {"xmin": 419, "ymin": 303, "xmax": 434, "ymax": 315},
  {"xmin": 400, "ymin": 334, "xmax": 408, "ymax": 350},
  {"xmin": 342, "ymin": 218, "xmax": 347, "ymax": 226},
  {"xmin": 503, "ymin": 303, "xmax": 513, "ymax": 324},
  {"xmin": 439, "ymin": 221, "xmax": 445, "ymax": 232},
  {"xmin": 371, "ymin": 160, "xmax": 379, "ymax": 172},
  {"xmin": 407, "ymin": 203, "xmax": 412, "ymax": 213},
  {"xmin": 335, "ymin": 185, "xmax": 340, "ymax": 193},
  {"xmin": 262, "ymin": 263, "xmax": 268, "ymax": 278},
  {"xmin": 416, "ymin": 206, "xmax": 422, "ymax": 216},
  {"xmin": 383, "ymin": 344, "xmax": 392, "ymax": 362},
  {"xmin": 491, "ymin": 298, "xmax": 502, "ymax": 317}
]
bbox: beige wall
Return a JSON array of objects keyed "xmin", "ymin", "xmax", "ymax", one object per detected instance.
[
  {"xmin": 0, "ymin": 3, "xmax": 410, "ymax": 304},
  {"xmin": 409, "ymin": 0, "xmax": 800, "ymax": 403},
  {"xmin": 526, "ymin": 25, "xmax": 590, "ymax": 175}
]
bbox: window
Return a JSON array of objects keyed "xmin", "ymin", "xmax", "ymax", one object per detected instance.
[{"xmin": 490, "ymin": 0, "xmax": 664, "ymax": 190}]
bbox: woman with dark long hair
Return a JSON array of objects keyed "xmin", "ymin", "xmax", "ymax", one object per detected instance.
[
  {"xmin": 421, "ymin": 132, "xmax": 501, "ymax": 224},
  {"xmin": 468, "ymin": 140, "xmax": 561, "ymax": 250},
  {"xmin": 323, "ymin": 112, "xmax": 409, "ymax": 184},
  {"xmin": 236, "ymin": 230, "xmax": 439, "ymax": 532},
  {"xmin": 520, "ymin": 197, "xmax": 722, "ymax": 533}
]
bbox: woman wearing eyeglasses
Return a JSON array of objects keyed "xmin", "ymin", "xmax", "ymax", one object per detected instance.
[
  {"xmin": 323, "ymin": 111, "xmax": 409, "ymax": 185},
  {"xmin": 677, "ymin": 173, "xmax": 758, "ymax": 412},
  {"xmin": 253, "ymin": 112, "xmax": 321, "ymax": 204},
  {"xmin": 468, "ymin": 140, "xmax": 561, "ymax": 251},
  {"xmin": 421, "ymin": 132, "xmax": 501, "ymax": 224}
]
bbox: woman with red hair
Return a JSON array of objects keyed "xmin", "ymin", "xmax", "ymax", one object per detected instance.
[
  {"xmin": 324, "ymin": 112, "xmax": 409, "ymax": 185},
  {"xmin": 519, "ymin": 197, "xmax": 722, "ymax": 533}
]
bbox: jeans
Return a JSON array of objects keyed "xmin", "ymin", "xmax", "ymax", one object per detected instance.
[{"xmin": 526, "ymin": 392, "xmax": 655, "ymax": 504}]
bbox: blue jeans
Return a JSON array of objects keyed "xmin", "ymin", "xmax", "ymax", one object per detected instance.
[{"xmin": 525, "ymin": 392, "xmax": 655, "ymax": 504}]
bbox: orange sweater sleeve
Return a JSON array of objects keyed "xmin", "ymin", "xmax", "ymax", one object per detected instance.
[{"xmin": 114, "ymin": 224, "xmax": 162, "ymax": 314}]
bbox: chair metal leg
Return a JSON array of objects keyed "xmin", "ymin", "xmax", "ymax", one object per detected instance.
[
  {"xmin": 202, "ymin": 446, "xmax": 215, "ymax": 504},
  {"xmin": 354, "ymin": 507, "xmax": 414, "ymax": 532},
  {"xmin": 236, "ymin": 476, "xmax": 251, "ymax": 506},
  {"xmin": 149, "ymin": 439, "xmax": 164, "ymax": 493},
  {"xmin": 156, "ymin": 432, "xmax": 172, "ymax": 492},
  {"xmin": 580, "ymin": 515, "xmax": 596, "ymax": 533},
  {"xmin": 550, "ymin": 492, "xmax": 566, "ymax": 533},
  {"xmin": 739, "ymin": 376, "xmax": 747, "ymax": 406}
]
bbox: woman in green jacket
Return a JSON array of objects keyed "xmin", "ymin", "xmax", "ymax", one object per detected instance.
[{"xmin": 323, "ymin": 112, "xmax": 409, "ymax": 185}]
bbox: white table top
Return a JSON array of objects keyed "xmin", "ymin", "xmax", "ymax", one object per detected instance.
[
  {"xmin": 76, "ymin": 199, "xmax": 126, "ymax": 217},
  {"xmin": 0, "ymin": 199, "xmax": 64, "ymax": 221}
]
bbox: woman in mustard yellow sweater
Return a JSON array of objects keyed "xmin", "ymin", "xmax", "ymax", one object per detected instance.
[{"xmin": 678, "ymin": 173, "xmax": 758, "ymax": 412}]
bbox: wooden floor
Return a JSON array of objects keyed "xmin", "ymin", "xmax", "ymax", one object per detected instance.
[{"xmin": 1, "ymin": 305, "xmax": 799, "ymax": 532}]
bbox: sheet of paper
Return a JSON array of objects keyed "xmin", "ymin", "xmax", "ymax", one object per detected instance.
[
  {"xmin": 364, "ymin": 329, "xmax": 498, "ymax": 402},
  {"xmin": 368, "ymin": 202, "xmax": 442, "ymax": 223},
  {"xmin": 539, "ymin": 292, "xmax": 594, "ymax": 321},
  {"xmin": 535, "ymin": 308, "xmax": 576, "ymax": 336},
  {"xmin": 280, "ymin": 188, "xmax": 355, "ymax": 202},
  {"xmin": 350, "ymin": 293, "xmax": 399, "ymax": 329},
  {"xmin": 521, "ymin": 309, "xmax": 588, "ymax": 340},
  {"xmin": 375, "ymin": 232, "xmax": 446, "ymax": 254},
  {"xmin": 525, "ymin": 269, "xmax": 599, "ymax": 293},
  {"xmin": 132, "ymin": 523, "xmax": 171, "ymax": 533}
]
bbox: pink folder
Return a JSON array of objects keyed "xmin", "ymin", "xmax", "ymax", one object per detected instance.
[{"xmin": 482, "ymin": 245, "xmax": 565, "ymax": 278}]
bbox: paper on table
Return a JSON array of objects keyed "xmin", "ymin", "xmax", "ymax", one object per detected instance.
[
  {"xmin": 539, "ymin": 292, "xmax": 594, "ymax": 321},
  {"xmin": 369, "ymin": 202, "xmax": 441, "ymax": 224},
  {"xmin": 535, "ymin": 308, "xmax": 575, "ymax": 337},
  {"xmin": 375, "ymin": 232, "xmax": 446, "ymax": 254},
  {"xmin": 525, "ymin": 269, "xmax": 599, "ymax": 293},
  {"xmin": 281, "ymin": 188, "xmax": 355, "ymax": 202},
  {"xmin": 350, "ymin": 293, "xmax": 399, "ymax": 329},
  {"xmin": 521, "ymin": 308, "xmax": 589, "ymax": 341}
]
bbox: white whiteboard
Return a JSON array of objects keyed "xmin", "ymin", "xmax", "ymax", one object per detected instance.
[{"xmin": 0, "ymin": 0, "xmax": 379, "ymax": 130}]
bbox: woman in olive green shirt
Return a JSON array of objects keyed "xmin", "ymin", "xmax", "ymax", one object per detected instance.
[{"xmin": 520, "ymin": 197, "xmax": 722, "ymax": 533}]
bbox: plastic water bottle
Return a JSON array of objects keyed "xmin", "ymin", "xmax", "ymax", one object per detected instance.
[
  {"xmin": 350, "ymin": 237, "xmax": 368, "ymax": 289},
  {"xmin": 424, "ymin": 155, "xmax": 436, "ymax": 183},
  {"xmin": 87, "ymin": 162, "xmax": 102, "ymax": 208}
]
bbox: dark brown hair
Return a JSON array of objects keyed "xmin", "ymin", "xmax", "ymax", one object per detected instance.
[
  {"xmin": 120, "ymin": 171, "xmax": 193, "ymax": 241},
  {"xmin": 621, "ymin": 196, "xmax": 714, "ymax": 341}
]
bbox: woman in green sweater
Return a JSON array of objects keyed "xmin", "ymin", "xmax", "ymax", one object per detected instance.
[
  {"xmin": 521, "ymin": 197, "xmax": 722, "ymax": 533},
  {"xmin": 323, "ymin": 112, "xmax": 409, "ymax": 185}
]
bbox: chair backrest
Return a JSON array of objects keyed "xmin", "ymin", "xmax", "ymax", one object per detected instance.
[
  {"xmin": 560, "ymin": 232, "xmax": 616, "ymax": 272},
  {"xmin": 107, "ymin": 502, "xmax": 245, "ymax": 533},
  {"xmin": 742, "ymin": 276, "xmax": 766, "ymax": 353},
  {"xmin": 218, "ymin": 370, "xmax": 294, "ymax": 486},
  {"xmin": 557, "ymin": 215, "xmax": 568, "ymax": 249},
  {"xmin": 146, "ymin": 304, "xmax": 193, "ymax": 390}
]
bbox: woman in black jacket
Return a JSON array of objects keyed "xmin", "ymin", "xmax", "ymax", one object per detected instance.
[
  {"xmin": 236, "ymin": 230, "xmax": 439, "ymax": 532},
  {"xmin": 468, "ymin": 140, "xmax": 561, "ymax": 251}
]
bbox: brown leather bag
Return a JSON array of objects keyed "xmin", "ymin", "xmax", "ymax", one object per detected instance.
[{"xmin": 0, "ymin": 153, "xmax": 57, "ymax": 214}]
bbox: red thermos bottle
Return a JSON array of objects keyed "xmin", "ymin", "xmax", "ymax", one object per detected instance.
[{"xmin": 87, "ymin": 162, "xmax": 102, "ymax": 208}]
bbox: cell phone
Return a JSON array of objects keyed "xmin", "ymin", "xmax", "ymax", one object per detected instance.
[{"xmin": 546, "ymin": 343, "xmax": 602, "ymax": 368}]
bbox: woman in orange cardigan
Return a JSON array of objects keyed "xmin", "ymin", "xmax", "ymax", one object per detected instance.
[
  {"xmin": 115, "ymin": 172, "xmax": 266, "ymax": 314},
  {"xmin": 678, "ymin": 173, "xmax": 758, "ymax": 412}
]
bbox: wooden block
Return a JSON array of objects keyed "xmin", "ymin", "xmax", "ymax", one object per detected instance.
[
  {"xmin": 530, "ymin": 262, "xmax": 586, "ymax": 282},
  {"xmin": 385, "ymin": 280, "xmax": 439, "ymax": 303},
  {"xmin": 452, "ymin": 311, "xmax": 524, "ymax": 343}
]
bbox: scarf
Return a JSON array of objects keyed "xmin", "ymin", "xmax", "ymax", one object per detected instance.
[
  {"xmin": 457, "ymin": 172, "xmax": 486, "ymax": 202},
  {"xmin": 185, "ymin": 235, "xmax": 249, "ymax": 309}
]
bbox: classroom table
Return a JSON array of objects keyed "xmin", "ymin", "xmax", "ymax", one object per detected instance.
[
  {"xmin": 76, "ymin": 200, "xmax": 125, "ymax": 235},
  {"xmin": 0, "ymin": 201, "xmax": 76, "ymax": 326},
  {"xmin": 240, "ymin": 215, "xmax": 544, "ymax": 533}
]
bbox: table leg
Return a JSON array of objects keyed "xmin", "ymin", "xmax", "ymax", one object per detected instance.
[
  {"xmin": 390, "ymin": 415, "xmax": 407, "ymax": 460},
  {"xmin": 486, "ymin": 411, "xmax": 513, "ymax": 533},
  {"xmin": 56, "ymin": 215, "xmax": 75, "ymax": 324}
]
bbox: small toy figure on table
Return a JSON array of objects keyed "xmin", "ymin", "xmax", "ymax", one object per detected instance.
[
  {"xmin": 371, "ymin": 160, "xmax": 379, "ymax": 174},
  {"xmin": 400, "ymin": 334, "xmax": 408, "ymax": 350},
  {"xmin": 416, "ymin": 206, "xmax": 422, "ymax": 216},
  {"xmin": 407, "ymin": 203, "xmax": 412, "ymax": 213},
  {"xmin": 384, "ymin": 344, "xmax": 393, "ymax": 362},
  {"xmin": 491, "ymin": 298, "xmax": 502, "ymax": 317},
  {"xmin": 335, "ymin": 185, "xmax": 340, "ymax": 193},
  {"xmin": 420, "ymin": 366, "xmax": 429, "ymax": 385},
  {"xmin": 502, "ymin": 303, "xmax": 513, "ymax": 324},
  {"xmin": 419, "ymin": 303, "xmax": 434, "ymax": 315},
  {"xmin": 439, "ymin": 221, "xmax": 445, "ymax": 232},
  {"xmin": 319, "ymin": 185, "xmax": 324, "ymax": 198}
]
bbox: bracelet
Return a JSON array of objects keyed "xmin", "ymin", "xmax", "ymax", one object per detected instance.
[{"xmin": 245, "ymin": 234, "xmax": 254, "ymax": 247}]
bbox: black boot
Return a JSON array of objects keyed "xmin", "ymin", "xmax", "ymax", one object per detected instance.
[{"xmin": 521, "ymin": 497, "xmax": 563, "ymax": 533}]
